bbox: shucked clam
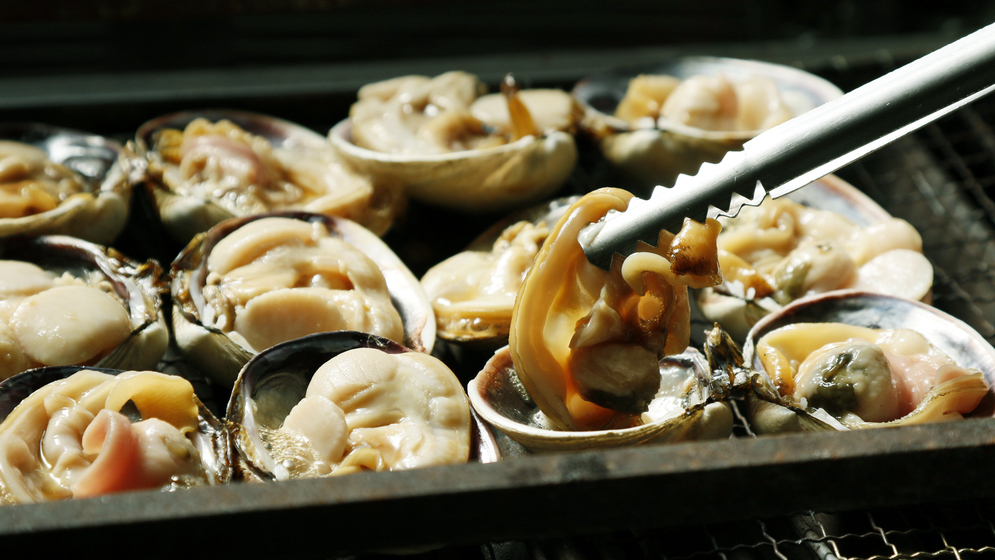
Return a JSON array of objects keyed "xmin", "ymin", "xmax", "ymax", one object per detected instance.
[
  {"xmin": 137, "ymin": 109, "xmax": 403, "ymax": 244},
  {"xmin": 0, "ymin": 366, "xmax": 230, "ymax": 504},
  {"xmin": 171, "ymin": 212, "xmax": 434, "ymax": 388},
  {"xmin": 420, "ymin": 196, "xmax": 576, "ymax": 346},
  {"xmin": 469, "ymin": 188, "xmax": 733, "ymax": 450},
  {"xmin": 0, "ymin": 235, "xmax": 168, "ymax": 381},
  {"xmin": 330, "ymin": 71, "xmax": 583, "ymax": 212},
  {"xmin": 574, "ymin": 57, "xmax": 843, "ymax": 190},
  {"xmin": 695, "ymin": 174, "xmax": 932, "ymax": 340},
  {"xmin": 228, "ymin": 332, "xmax": 494, "ymax": 481},
  {"xmin": 0, "ymin": 123, "xmax": 131, "ymax": 244},
  {"xmin": 740, "ymin": 291, "xmax": 995, "ymax": 433}
]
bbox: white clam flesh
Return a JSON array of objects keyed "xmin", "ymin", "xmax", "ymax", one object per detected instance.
[
  {"xmin": 573, "ymin": 57, "xmax": 843, "ymax": 189},
  {"xmin": 697, "ymin": 180, "xmax": 932, "ymax": 340},
  {"xmin": 420, "ymin": 198, "xmax": 574, "ymax": 344},
  {"xmin": 614, "ymin": 73, "xmax": 792, "ymax": 135},
  {"xmin": 141, "ymin": 111, "xmax": 401, "ymax": 242},
  {"xmin": 331, "ymin": 72, "xmax": 582, "ymax": 212},
  {"xmin": 0, "ymin": 239, "xmax": 168, "ymax": 382},
  {"xmin": 0, "ymin": 369, "xmax": 223, "ymax": 504},
  {"xmin": 0, "ymin": 125, "xmax": 130, "ymax": 245},
  {"xmin": 171, "ymin": 213, "xmax": 434, "ymax": 388},
  {"xmin": 509, "ymin": 188, "xmax": 724, "ymax": 431},
  {"xmin": 200, "ymin": 217, "xmax": 403, "ymax": 353},
  {"xmin": 230, "ymin": 336, "xmax": 472, "ymax": 480},
  {"xmin": 753, "ymin": 323, "xmax": 989, "ymax": 429}
]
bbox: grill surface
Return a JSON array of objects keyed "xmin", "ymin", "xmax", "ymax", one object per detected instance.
[{"xmin": 0, "ymin": 38, "xmax": 993, "ymax": 560}]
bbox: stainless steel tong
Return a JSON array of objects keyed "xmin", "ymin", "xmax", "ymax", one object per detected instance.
[{"xmin": 581, "ymin": 24, "xmax": 995, "ymax": 270}]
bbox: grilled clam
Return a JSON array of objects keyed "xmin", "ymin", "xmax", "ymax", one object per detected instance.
[
  {"xmin": 0, "ymin": 236, "xmax": 168, "ymax": 381},
  {"xmin": 330, "ymin": 71, "xmax": 583, "ymax": 212},
  {"xmin": 137, "ymin": 110, "xmax": 403, "ymax": 244},
  {"xmin": 228, "ymin": 332, "xmax": 495, "ymax": 481},
  {"xmin": 469, "ymin": 188, "xmax": 733, "ymax": 450},
  {"xmin": 740, "ymin": 291, "xmax": 995, "ymax": 433},
  {"xmin": 0, "ymin": 123, "xmax": 131, "ymax": 244},
  {"xmin": 171, "ymin": 212, "xmax": 435, "ymax": 388},
  {"xmin": 0, "ymin": 366, "xmax": 230, "ymax": 504},
  {"xmin": 420, "ymin": 196, "xmax": 576, "ymax": 346},
  {"xmin": 574, "ymin": 57, "xmax": 842, "ymax": 191},
  {"xmin": 695, "ymin": 174, "xmax": 932, "ymax": 341}
]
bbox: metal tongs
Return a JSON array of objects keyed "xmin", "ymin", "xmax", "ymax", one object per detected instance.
[{"xmin": 581, "ymin": 24, "xmax": 995, "ymax": 270}]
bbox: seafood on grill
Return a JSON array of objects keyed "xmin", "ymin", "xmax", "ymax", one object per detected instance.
[
  {"xmin": 696, "ymin": 174, "xmax": 932, "ymax": 340},
  {"xmin": 137, "ymin": 110, "xmax": 404, "ymax": 244},
  {"xmin": 0, "ymin": 366, "xmax": 230, "ymax": 504},
  {"xmin": 469, "ymin": 188, "xmax": 734, "ymax": 450},
  {"xmin": 171, "ymin": 212, "xmax": 434, "ymax": 388},
  {"xmin": 573, "ymin": 57, "xmax": 842, "ymax": 189},
  {"xmin": 0, "ymin": 236, "xmax": 168, "ymax": 382},
  {"xmin": 420, "ymin": 197, "xmax": 576, "ymax": 345},
  {"xmin": 329, "ymin": 71, "xmax": 583, "ymax": 212},
  {"xmin": 740, "ymin": 291, "xmax": 995, "ymax": 433},
  {"xmin": 0, "ymin": 123, "xmax": 132, "ymax": 244},
  {"xmin": 228, "ymin": 332, "xmax": 490, "ymax": 481}
]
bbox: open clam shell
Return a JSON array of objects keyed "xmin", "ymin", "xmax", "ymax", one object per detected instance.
[
  {"xmin": 136, "ymin": 109, "xmax": 404, "ymax": 244},
  {"xmin": 695, "ymin": 174, "xmax": 933, "ymax": 341},
  {"xmin": 573, "ymin": 57, "xmax": 843, "ymax": 190},
  {"xmin": 227, "ymin": 331, "xmax": 498, "ymax": 482},
  {"xmin": 420, "ymin": 196, "xmax": 577, "ymax": 346},
  {"xmin": 171, "ymin": 211, "xmax": 435, "ymax": 388},
  {"xmin": 0, "ymin": 365, "xmax": 231, "ymax": 504},
  {"xmin": 0, "ymin": 123, "xmax": 131, "ymax": 244},
  {"xmin": 0, "ymin": 235, "xmax": 168, "ymax": 381},
  {"xmin": 330, "ymin": 120, "xmax": 576, "ymax": 213},
  {"xmin": 468, "ymin": 346, "xmax": 732, "ymax": 452},
  {"xmin": 741, "ymin": 291, "xmax": 995, "ymax": 433}
]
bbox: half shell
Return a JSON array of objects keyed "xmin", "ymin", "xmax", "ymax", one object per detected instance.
[
  {"xmin": 0, "ymin": 235, "xmax": 168, "ymax": 381},
  {"xmin": 136, "ymin": 109, "xmax": 404, "ymax": 244},
  {"xmin": 171, "ymin": 211, "xmax": 435, "ymax": 388},
  {"xmin": 228, "ymin": 331, "xmax": 497, "ymax": 481},
  {"xmin": 573, "ymin": 57, "xmax": 843, "ymax": 191},
  {"xmin": 468, "ymin": 346, "xmax": 732, "ymax": 452},
  {"xmin": 420, "ymin": 196, "xmax": 577, "ymax": 346},
  {"xmin": 0, "ymin": 365, "xmax": 230, "ymax": 504},
  {"xmin": 695, "ymin": 174, "xmax": 933, "ymax": 341},
  {"xmin": 329, "ymin": 72, "xmax": 581, "ymax": 212},
  {"xmin": 0, "ymin": 123, "xmax": 131, "ymax": 244},
  {"xmin": 741, "ymin": 291, "xmax": 995, "ymax": 433}
]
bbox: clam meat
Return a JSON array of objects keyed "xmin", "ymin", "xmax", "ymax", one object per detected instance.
[
  {"xmin": 0, "ymin": 368, "xmax": 229, "ymax": 504},
  {"xmin": 140, "ymin": 111, "xmax": 401, "ymax": 243},
  {"xmin": 0, "ymin": 124, "xmax": 131, "ymax": 244},
  {"xmin": 330, "ymin": 72, "xmax": 582, "ymax": 212},
  {"xmin": 0, "ymin": 236, "xmax": 168, "ymax": 382},
  {"xmin": 229, "ymin": 332, "xmax": 472, "ymax": 481},
  {"xmin": 349, "ymin": 71, "xmax": 582, "ymax": 155},
  {"xmin": 698, "ymin": 185, "xmax": 932, "ymax": 340},
  {"xmin": 614, "ymin": 73, "xmax": 792, "ymax": 135},
  {"xmin": 754, "ymin": 323, "xmax": 988, "ymax": 428},
  {"xmin": 509, "ymin": 188, "xmax": 723, "ymax": 431},
  {"xmin": 420, "ymin": 197, "xmax": 574, "ymax": 344},
  {"xmin": 172, "ymin": 213, "xmax": 434, "ymax": 388}
]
